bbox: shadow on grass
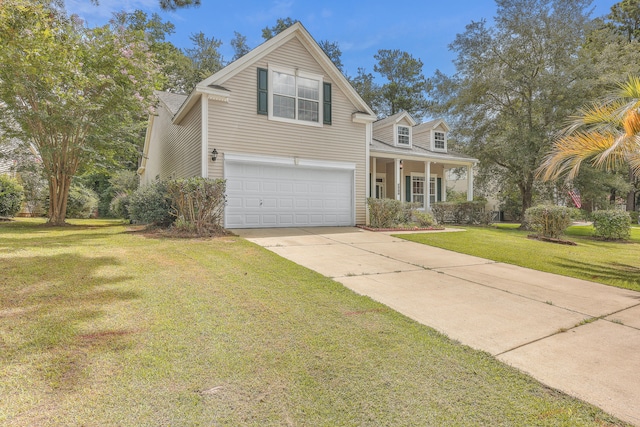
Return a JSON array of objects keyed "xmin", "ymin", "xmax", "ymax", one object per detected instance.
[
  {"xmin": 0, "ymin": 232, "xmax": 125, "ymax": 254},
  {"xmin": 0, "ymin": 252, "xmax": 140, "ymax": 390},
  {"xmin": 552, "ymin": 258, "xmax": 640, "ymax": 291}
]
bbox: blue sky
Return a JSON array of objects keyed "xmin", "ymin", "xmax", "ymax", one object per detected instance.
[{"xmin": 66, "ymin": 0, "xmax": 619, "ymax": 78}]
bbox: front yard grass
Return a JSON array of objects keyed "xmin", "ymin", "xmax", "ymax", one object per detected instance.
[
  {"xmin": 0, "ymin": 218, "xmax": 630, "ymax": 426},
  {"xmin": 398, "ymin": 223, "xmax": 640, "ymax": 292}
]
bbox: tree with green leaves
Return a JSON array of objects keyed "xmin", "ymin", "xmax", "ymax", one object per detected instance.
[
  {"xmin": 183, "ymin": 32, "xmax": 225, "ymax": 91},
  {"xmin": 0, "ymin": 0, "xmax": 160, "ymax": 225},
  {"xmin": 374, "ymin": 49, "xmax": 430, "ymax": 118},
  {"xmin": 261, "ymin": 17, "xmax": 299, "ymax": 40},
  {"xmin": 230, "ymin": 31, "xmax": 251, "ymax": 62},
  {"xmin": 349, "ymin": 68, "xmax": 384, "ymax": 117},
  {"xmin": 429, "ymin": 0, "xmax": 594, "ymax": 220},
  {"xmin": 111, "ymin": 10, "xmax": 192, "ymax": 93},
  {"xmin": 318, "ymin": 40, "xmax": 344, "ymax": 72},
  {"xmin": 609, "ymin": 0, "xmax": 640, "ymax": 41}
]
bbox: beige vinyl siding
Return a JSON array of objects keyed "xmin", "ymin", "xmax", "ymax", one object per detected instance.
[
  {"xmin": 403, "ymin": 161, "xmax": 444, "ymax": 176},
  {"xmin": 144, "ymin": 101, "xmax": 202, "ymax": 184},
  {"xmin": 373, "ymin": 122, "xmax": 393, "ymax": 144},
  {"xmin": 207, "ymin": 37, "xmax": 368, "ymax": 224},
  {"xmin": 413, "ymin": 127, "xmax": 431, "ymax": 146}
]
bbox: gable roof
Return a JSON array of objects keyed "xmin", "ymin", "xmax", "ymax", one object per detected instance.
[
  {"xmin": 156, "ymin": 91, "xmax": 188, "ymax": 116},
  {"xmin": 172, "ymin": 22, "xmax": 375, "ymax": 124},
  {"xmin": 373, "ymin": 111, "xmax": 417, "ymax": 129},
  {"xmin": 414, "ymin": 118, "xmax": 450, "ymax": 133}
]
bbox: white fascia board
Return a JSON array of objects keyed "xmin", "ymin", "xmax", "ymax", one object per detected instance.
[
  {"xmin": 224, "ymin": 152, "xmax": 355, "ymax": 170},
  {"xmin": 172, "ymin": 92, "xmax": 200, "ymax": 125},
  {"xmin": 369, "ymin": 149, "xmax": 477, "ymax": 164}
]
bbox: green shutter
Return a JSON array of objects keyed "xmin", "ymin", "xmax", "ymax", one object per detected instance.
[
  {"xmin": 323, "ymin": 82, "xmax": 332, "ymax": 125},
  {"xmin": 405, "ymin": 176, "xmax": 411, "ymax": 202},
  {"xmin": 257, "ymin": 68, "xmax": 268, "ymax": 115},
  {"xmin": 437, "ymin": 178, "xmax": 442, "ymax": 202}
]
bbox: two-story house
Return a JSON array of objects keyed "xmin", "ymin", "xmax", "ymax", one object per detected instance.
[{"xmin": 139, "ymin": 22, "xmax": 476, "ymax": 228}]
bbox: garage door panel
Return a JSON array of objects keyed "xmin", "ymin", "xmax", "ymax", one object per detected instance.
[
  {"xmin": 279, "ymin": 198, "xmax": 294, "ymax": 209},
  {"xmin": 278, "ymin": 182, "xmax": 294, "ymax": 193},
  {"xmin": 225, "ymin": 160, "xmax": 353, "ymax": 228},
  {"xmin": 244, "ymin": 197, "xmax": 262, "ymax": 208},
  {"xmin": 263, "ymin": 182, "xmax": 278, "ymax": 192}
]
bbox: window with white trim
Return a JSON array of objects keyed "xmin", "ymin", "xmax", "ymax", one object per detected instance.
[
  {"xmin": 269, "ymin": 67, "xmax": 322, "ymax": 125},
  {"xmin": 397, "ymin": 125, "xmax": 411, "ymax": 146},
  {"xmin": 411, "ymin": 175, "xmax": 425, "ymax": 208},
  {"xmin": 434, "ymin": 131, "xmax": 446, "ymax": 150}
]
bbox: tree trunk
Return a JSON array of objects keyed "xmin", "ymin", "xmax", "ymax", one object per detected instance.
[
  {"xmin": 626, "ymin": 168, "xmax": 636, "ymax": 212},
  {"xmin": 518, "ymin": 181, "xmax": 534, "ymax": 230},
  {"xmin": 47, "ymin": 170, "xmax": 72, "ymax": 226}
]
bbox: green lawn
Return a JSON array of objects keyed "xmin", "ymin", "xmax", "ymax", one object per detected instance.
[
  {"xmin": 0, "ymin": 219, "xmax": 630, "ymax": 426},
  {"xmin": 398, "ymin": 223, "xmax": 640, "ymax": 292}
]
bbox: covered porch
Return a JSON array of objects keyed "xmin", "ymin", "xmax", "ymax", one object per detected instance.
[{"xmin": 368, "ymin": 153, "xmax": 475, "ymax": 211}]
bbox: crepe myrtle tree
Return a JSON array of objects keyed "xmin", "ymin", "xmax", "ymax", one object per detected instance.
[{"xmin": 0, "ymin": 0, "xmax": 160, "ymax": 225}]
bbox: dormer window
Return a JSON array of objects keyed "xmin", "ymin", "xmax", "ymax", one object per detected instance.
[
  {"xmin": 433, "ymin": 131, "xmax": 446, "ymax": 151},
  {"xmin": 396, "ymin": 125, "xmax": 411, "ymax": 147}
]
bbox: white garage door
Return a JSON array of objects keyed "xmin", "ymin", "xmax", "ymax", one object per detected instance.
[{"xmin": 225, "ymin": 159, "xmax": 354, "ymax": 228}]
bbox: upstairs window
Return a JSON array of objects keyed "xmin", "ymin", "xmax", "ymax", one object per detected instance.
[
  {"xmin": 396, "ymin": 125, "xmax": 411, "ymax": 146},
  {"xmin": 259, "ymin": 66, "xmax": 327, "ymax": 126},
  {"xmin": 434, "ymin": 131, "xmax": 446, "ymax": 150}
]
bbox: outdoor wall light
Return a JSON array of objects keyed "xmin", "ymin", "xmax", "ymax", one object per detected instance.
[
  {"xmin": 211, "ymin": 148, "xmax": 218, "ymax": 161},
  {"xmin": 399, "ymin": 160, "xmax": 403, "ymax": 169}
]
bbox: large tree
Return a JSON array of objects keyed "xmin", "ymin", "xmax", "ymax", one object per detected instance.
[
  {"xmin": 0, "ymin": 0, "xmax": 159, "ymax": 225},
  {"xmin": 374, "ymin": 49, "xmax": 430, "ymax": 118},
  {"xmin": 111, "ymin": 10, "xmax": 192, "ymax": 94},
  {"xmin": 429, "ymin": 0, "xmax": 594, "ymax": 219},
  {"xmin": 349, "ymin": 68, "xmax": 384, "ymax": 117},
  {"xmin": 261, "ymin": 17, "xmax": 298, "ymax": 40},
  {"xmin": 230, "ymin": 31, "xmax": 251, "ymax": 62},
  {"xmin": 183, "ymin": 32, "xmax": 225, "ymax": 91},
  {"xmin": 318, "ymin": 40, "xmax": 344, "ymax": 72}
]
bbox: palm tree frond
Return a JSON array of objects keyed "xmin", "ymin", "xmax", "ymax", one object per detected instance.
[{"xmin": 540, "ymin": 75, "xmax": 640, "ymax": 182}]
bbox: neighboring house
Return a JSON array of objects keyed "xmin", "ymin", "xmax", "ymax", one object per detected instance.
[{"xmin": 140, "ymin": 22, "xmax": 477, "ymax": 228}]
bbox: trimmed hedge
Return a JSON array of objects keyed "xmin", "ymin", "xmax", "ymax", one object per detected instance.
[
  {"xmin": 591, "ymin": 210, "xmax": 631, "ymax": 240},
  {"xmin": 432, "ymin": 201, "xmax": 491, "ymax": 225},
  {"xmin": 0, "ymin": 175, "xmax": 24, "ymax": 217},
  {"xmin": 525, "ymin": 205, "xmax": 573, "ymax": 239},
  {"xmin": 367, "ymin": 198, "xmax": 421, "ymax": 228}
]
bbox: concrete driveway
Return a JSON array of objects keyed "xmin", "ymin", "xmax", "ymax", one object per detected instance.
[{"xmin": 233, "ymin": 226, "xmax": 640, "ymax": 426}]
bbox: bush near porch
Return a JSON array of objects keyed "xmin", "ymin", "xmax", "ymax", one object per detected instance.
[
  {"xmin": 367, "ymin": 198, "xmax": 436, "ymax": 229},
  {"xmin": 432, "ymin": 200, "xmax": 492, "ymax": 225}
]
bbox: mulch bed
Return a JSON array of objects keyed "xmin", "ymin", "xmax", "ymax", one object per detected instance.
[
  {"xmin": 357, "ymin": 225, "xmax": 445, "ymax": 232},
  {"xmin": 527, "ymin": 234, "xmax": 577, "ymax": 246}
]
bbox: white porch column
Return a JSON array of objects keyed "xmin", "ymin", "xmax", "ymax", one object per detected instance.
[
  {"xmin": 395, "ymin": 158, "xmax": 401, "ymax": 200},
  {"xmin": 442, "ymin": 169, "xmax": 447, "ymax": 202},
  {"xmin": 467, "ymin": 164, "xmax": 474, "ymax": 201},
  {"xmin": 425, "ymin": 161, "xmax": 431, "ymax": 211},
  {"xmin": 372, "ymin": 157, "xmax": 377, "ymax": 198}
]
